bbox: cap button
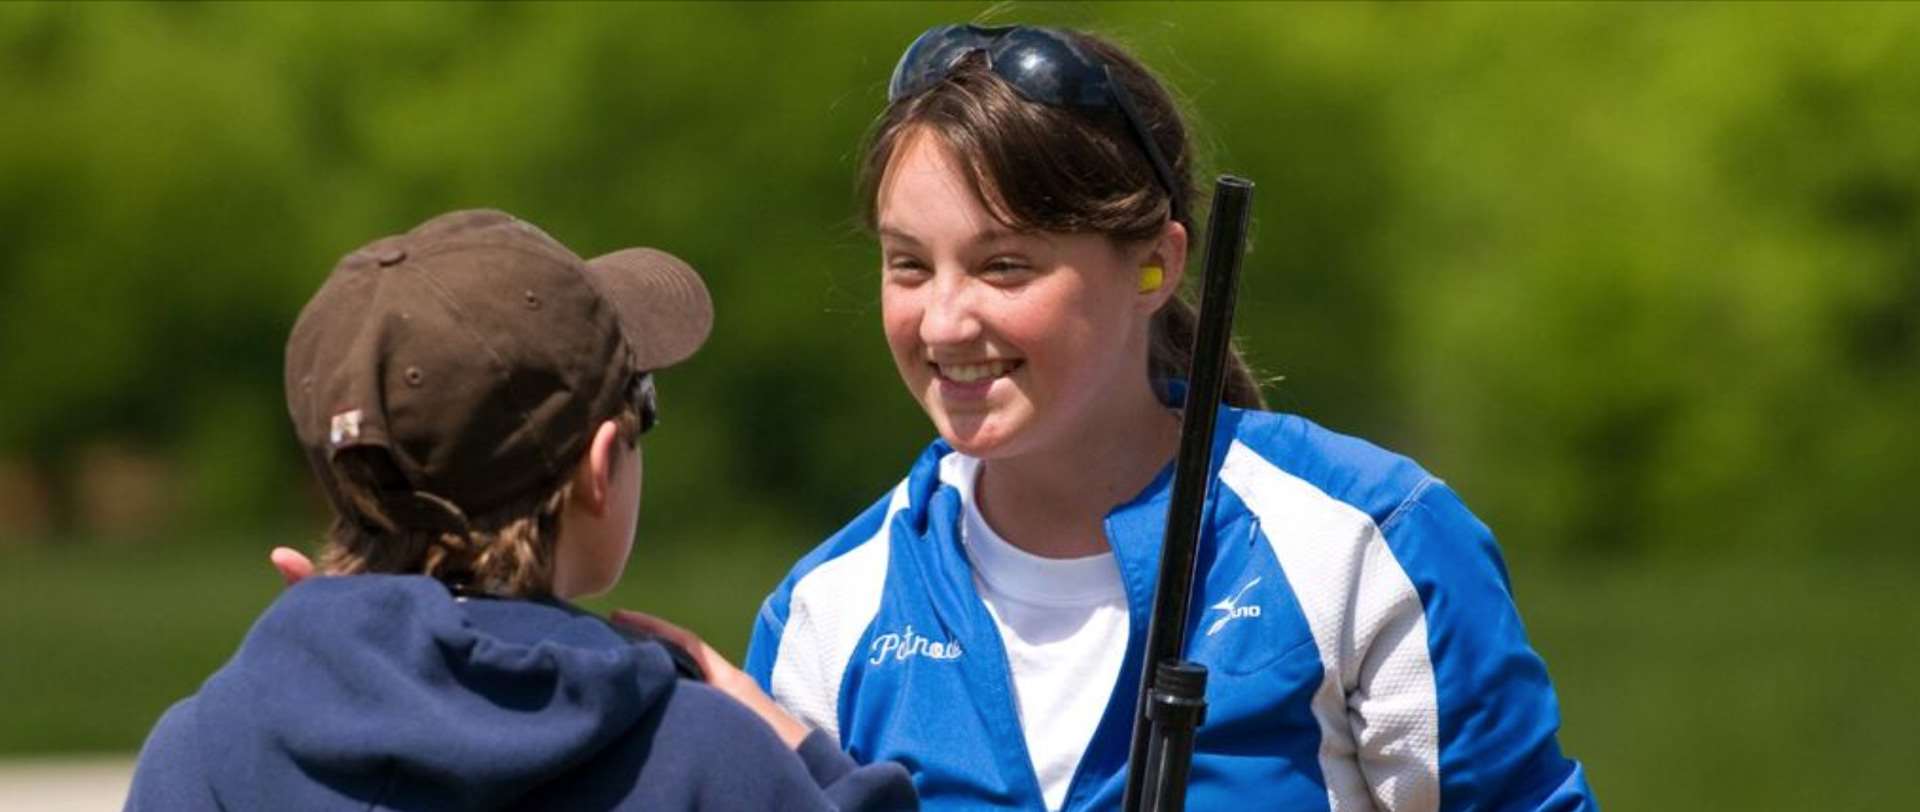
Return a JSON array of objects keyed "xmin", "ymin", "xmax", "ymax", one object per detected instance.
[{"xmin": 376, "ymin": 247, "xmax": 408, "ymax": 267}]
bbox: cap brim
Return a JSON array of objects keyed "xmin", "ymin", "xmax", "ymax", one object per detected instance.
[{"xmin": 584, "ymin": 247, "xmax": 714, "ymax": 371}]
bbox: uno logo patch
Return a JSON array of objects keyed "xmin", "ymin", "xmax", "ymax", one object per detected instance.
[{"xmin": 1206, "ymin": 577, "xmax": 1264, "ymax": 637}]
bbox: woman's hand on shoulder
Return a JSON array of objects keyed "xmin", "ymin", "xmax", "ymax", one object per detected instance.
[{"xmin": 609, "ymin": 609, "xmax": 813, "ymax": 750}]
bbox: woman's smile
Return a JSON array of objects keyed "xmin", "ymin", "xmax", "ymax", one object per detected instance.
[
  {"xmin": 932, "ymin": 358, "xmax": 1025, "ymax": 403},
  {"xmin": 933, "ymin": 358, "xmax": 1022, "ymax": 384}
]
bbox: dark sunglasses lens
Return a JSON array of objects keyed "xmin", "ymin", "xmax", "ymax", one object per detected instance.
[
  {"xmin": 989, "ymin": 28, "xmax": 1106, "ymax": 108},
  {"xmin": 890, "ymin": 25, "xmax": 981, "ymax": 101},
  {"xmin": 633, "ymin": 374, "xmax": 658, "ymax": 436}
]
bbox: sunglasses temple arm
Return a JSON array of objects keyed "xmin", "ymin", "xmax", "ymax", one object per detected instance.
[{"xmin": 1106, "ymin": 68, "xmax": 1187, "ymax": 226}]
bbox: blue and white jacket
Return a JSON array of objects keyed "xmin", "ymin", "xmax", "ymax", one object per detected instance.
[{"xmin": 747, "ymin": 407, "xmax": 1596, "ymax": 810}]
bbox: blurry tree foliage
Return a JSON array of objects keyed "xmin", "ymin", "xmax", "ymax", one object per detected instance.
[{"xmin": 1, "ymin": 2, "xmax": 1914, "ymax": 558}]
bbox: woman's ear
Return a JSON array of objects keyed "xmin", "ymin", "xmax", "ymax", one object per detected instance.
[
  {"xmin": 571, "ymin": 419, "xmax": 624, "ymax": 518},
  {"xmin": 1136, "ymin": 220, "xmax": 1189, "ymax": 312}
]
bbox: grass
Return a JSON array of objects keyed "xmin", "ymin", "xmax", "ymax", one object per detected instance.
[
  {"xmin": 0, "ymin": 541, "xmax": 281, "ymax": 753},
  {"xmin": 2, "ymin": 540, "xmax": 1908, "ymax": 809},
  {"xmin": 1510, "ymin": 553, "xmax": 1916, "ymax": 810}
]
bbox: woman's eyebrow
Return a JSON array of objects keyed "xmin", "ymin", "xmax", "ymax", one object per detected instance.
[
  {"xmin": 878, "ymin": 224, "xmax": 1031, "ymax": 247},
  {"xmin": 877, "ymin": 226, "xmax": 922, "ymax": 246},
  {"xmin": 975, "ymin": 227, "xmax": 1029, "ymax": 247}
]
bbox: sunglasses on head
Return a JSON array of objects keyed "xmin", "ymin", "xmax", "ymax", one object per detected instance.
[
  {"xmin": 888, "ymin": 24, "xmax": 1185, "ymax": 225},
  {"xmin": 630, "ymin": 372, "xmax": 659, "ymax": 439}
]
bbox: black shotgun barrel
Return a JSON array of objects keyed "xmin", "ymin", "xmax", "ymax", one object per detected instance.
[{"xmin": 1121, "ymin": 175, "xmax": 1254, "ymax": 812}]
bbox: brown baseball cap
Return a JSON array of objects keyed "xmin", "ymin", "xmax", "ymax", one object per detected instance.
[{"xmin": 285, "ymin": 209, "xmax": 712, "ymax": 531}]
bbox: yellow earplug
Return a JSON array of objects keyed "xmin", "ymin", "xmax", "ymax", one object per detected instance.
[{"xmin": 1139, "ymin": 265, "xmax": 1164, "ymax": 293}]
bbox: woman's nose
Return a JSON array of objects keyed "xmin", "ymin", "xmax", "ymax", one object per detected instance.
[{"xmin": 919, "ymin": 272, "xmax": 981, "ymax": 346}]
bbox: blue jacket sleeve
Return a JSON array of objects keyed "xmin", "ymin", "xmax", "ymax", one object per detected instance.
[
  {"xmin": 746, "ymin": 483, "xmax": 901, "ymax": 698},
  {"xmin": 1377, "ymin": 479, "xmax": 1597, "ymax": 810},
  {"xmin": 745, "ymin": 590, "xmax": 788, "ymax": 695}
]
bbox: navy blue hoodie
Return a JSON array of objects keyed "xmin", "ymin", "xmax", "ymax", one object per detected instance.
[{"xmin": 127, "ymin": 575, "xmax": 916, "ymax": 811}]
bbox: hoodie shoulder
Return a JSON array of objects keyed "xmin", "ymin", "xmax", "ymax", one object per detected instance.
[
  {"xmin": 659, "ymin": 682, "xmax": 917, "ymax": 811},
  {"xmin": 527, "ymin": 678, "xmax": 915, "ymax": 811},
  {"xmin": 182, "ymin": 576, "xmax": 677, "ymax": 810},
  {"xmin": 650, "ymin": 681, "xmax": 832, "ymax": 809},
  {"xmin": 127, "ymin": 697, "xmax": 219, "ymax": 811}
]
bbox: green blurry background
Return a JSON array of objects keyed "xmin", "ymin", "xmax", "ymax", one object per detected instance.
[{"xmin": 2, "ymin": 2, "xmax": 1915, "ymax": 808}]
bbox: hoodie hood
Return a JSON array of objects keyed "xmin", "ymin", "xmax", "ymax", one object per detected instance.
[{"xmin": 187, "ymin": 575, "xmax": 678, "ymax": 810}]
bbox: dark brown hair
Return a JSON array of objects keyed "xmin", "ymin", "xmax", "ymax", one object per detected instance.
[
  {"xmin": 316, "ymin": 409, "xmax": 639, "ymax": 598},
  {"xmin": 859, "ymin": 29, "xmax": 1265, "ymax": 409}
]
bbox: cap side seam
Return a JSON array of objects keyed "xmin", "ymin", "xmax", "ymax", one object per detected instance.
[{"xmin": 407, "ymin": 265, "xmax": 568, "ymax": 498}]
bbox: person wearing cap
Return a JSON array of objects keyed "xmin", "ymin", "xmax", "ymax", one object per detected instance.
[{"xmin": 125, "ymin": 210, "xmax": 918, "ymax": 811}]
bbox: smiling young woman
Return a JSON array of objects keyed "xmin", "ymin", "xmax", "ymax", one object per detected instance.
[{"xmin": 703, "ymin": 23, "xmax": 1594, "ymax": 812}]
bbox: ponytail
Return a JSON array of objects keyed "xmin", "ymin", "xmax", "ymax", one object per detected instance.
[
  {"xmin": 1149, "ymin": 296, "xmax": 1266, "ymax": 410},
  {"xmin": 317, "ymin": 446, "xmax": 563, "ymax": 598},
  {"xmin": 313, "ymin": 407, "xmax": 640, "ymax": 598}
]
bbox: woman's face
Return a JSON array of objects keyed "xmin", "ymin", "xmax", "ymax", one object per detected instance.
[{"xmin": 876, "ymin": 130, "xmax": 1171, "ymax": 460}]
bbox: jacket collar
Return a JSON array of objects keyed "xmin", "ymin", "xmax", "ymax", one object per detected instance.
[{"xmin": 901, "ymin": 400, "xmax": 1246, "ymax": 589}]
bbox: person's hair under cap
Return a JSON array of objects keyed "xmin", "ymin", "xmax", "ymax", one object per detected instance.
[{"xmin": 284, "ymin": 209, "xmax": 713, "ymax": 535}]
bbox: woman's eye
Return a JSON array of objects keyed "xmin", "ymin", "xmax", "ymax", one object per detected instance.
[
  {"xmin": 981, "ymin": 258, "xmax": 1034, "ymax": 281},
  {"xmin": 884, "ymin": 257, "xmax": 931, "ymax": 283}
]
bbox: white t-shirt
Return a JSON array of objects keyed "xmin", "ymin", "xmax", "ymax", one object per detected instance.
[{"xmin": 952, "ymin": 458, "xmax": 1130, "ymax": 812}]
